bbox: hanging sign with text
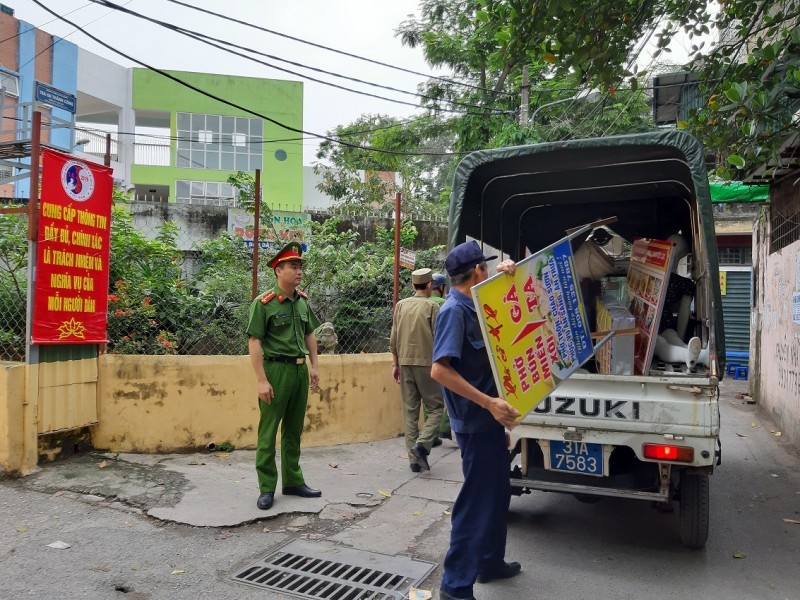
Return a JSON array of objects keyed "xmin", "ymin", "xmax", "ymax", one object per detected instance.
[
  {"xmin": 31, "ymin": 149, "xmax": 113, "ymax": 344},
  {"xmin": 472, "ymin": 237, "xmax": 594, "ymax": 420}
]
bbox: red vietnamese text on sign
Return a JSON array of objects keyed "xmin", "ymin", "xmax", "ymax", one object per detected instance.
[{"xmin": 31, "ymin": 149, "xmax": 113, "ymax": 344}]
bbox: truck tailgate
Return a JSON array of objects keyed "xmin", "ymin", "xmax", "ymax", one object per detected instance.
[{"xmin": 519, "ymin": 373, "xmax": 720, "ymax": 438}]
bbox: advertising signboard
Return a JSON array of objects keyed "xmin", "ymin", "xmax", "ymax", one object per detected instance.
[
  {"xmin": 31, "ymin": 149, "xmax": 113, "ymax": 343},
  {"xmin": 228, "ymin": 208, "xmax": 310, "ymax": 253},
  {"xmin": 625, "ymin": 239, "xmax": 674, "ymax": 374},
  {"xmin": 472, "ymin": 235, "xmax": 595, "ymax": 419}
]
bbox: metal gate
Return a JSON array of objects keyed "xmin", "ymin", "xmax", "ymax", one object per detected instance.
[{"xmin": 720, "ymin": 267, "xmax": 752, "ymax": 353}]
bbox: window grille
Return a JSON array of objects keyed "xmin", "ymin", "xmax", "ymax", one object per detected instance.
[{"xmin": 770, "ymin": 205, "xmax": 800, "ymax": 253}]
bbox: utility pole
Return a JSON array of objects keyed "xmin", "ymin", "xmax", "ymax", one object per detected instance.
[{"xmin": 519, "ymin": 64, "xmax": 530, "ymax": 126}]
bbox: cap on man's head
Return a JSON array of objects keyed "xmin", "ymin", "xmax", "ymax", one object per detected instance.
[
  {"xmin": 445, "ymin": 240, "xmax": 498, "ymax": 276},
  {"xmin": 411, "ymin": 268, "xmax": 433, "ymax": 285},
  {"xmin": 268, "ymin": 241, "xmax": 304, "ymax": 269},
  {"xmin": 432, "ymin": 273, "xmax": 447, "ymax": 288}
]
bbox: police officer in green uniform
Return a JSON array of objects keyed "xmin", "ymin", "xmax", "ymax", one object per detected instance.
[{"xmin": 247, "ymin": 241, "xmax": 322, "ymax": 510}]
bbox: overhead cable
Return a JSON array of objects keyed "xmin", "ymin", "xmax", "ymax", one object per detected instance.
[
  {"xmin": 30, "ymin": 0, "xmax": 463, "ymax": 158},
  {"xmin": 87, "ymin": 0, "xmax": 512, "ymax": 116}
]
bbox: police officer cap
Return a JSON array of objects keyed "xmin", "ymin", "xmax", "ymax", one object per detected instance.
[
  {"xmin": 411, "ymin": 268, "xmax": 433, "ymax": 285},
  {"xmin": 432, "ymin": 273, "xmax": 447, "ymax": 288},
  {"xmin": 445, "ymin": 240, "xmax": 498, "ymax": 276},
  {"xmin": 268, "ymin": 241, "xmax": 304, "ymax": 269}
]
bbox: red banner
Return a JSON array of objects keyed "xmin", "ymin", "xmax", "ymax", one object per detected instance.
[{"xmin": 31, "ymin": 149, "xmax": 113, "ymax": 344}]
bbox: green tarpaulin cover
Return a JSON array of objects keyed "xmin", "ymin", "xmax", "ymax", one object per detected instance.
[{"xmin": 708, "ymin": 180, "xmax": 768, "ymax": 203}]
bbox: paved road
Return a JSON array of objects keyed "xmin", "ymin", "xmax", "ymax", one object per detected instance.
[
  {"xmin": 1, "ymin": 379, "xmax": 798, "ymax": 599},
  {"xmin": 501, "ymin": 380, "xmax": 800, "ymax": 600}
]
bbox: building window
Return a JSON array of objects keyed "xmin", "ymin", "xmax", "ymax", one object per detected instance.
[
  {"xmin": 0, "ymin": 70, "xmax": 19, "ymax": 98},
  {"xmin": 718, "ymin": 246, "xmax": 752, "ymax": 265},
  {"xmin": 175, "ymin": 179, "xmax": 236, "ymax": 205},
  {"xmin": 176, "ymin": 112, "xmax": 262, "ymax": 170}
]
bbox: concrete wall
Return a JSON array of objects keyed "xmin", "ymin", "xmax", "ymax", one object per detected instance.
[
  {"xmin": 751, "ymin": 179, "xmax": 800, "ymax": 447},
  {"xmin": 92, "ymin": 353, "xmax": 403, "ymax": 453},
  {"xmin": 0, "ymin": 362, "xmax": 25, "ymax": 476}
]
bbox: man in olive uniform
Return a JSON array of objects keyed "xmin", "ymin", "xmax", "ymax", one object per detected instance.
[
  {"xmin": 390, "ymin": 268, "xmax": 444, "ymax": 472},
  {"xmin": 247, "ymin": 241, "xmax": 321, "ymax": 510}
]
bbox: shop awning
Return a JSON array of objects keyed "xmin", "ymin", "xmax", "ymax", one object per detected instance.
[{"xmin": 709, "ymin": 180, "xmax": 769, "ymax": 203}]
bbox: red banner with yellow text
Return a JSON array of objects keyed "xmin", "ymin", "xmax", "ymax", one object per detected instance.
[{"xmin": 31, "ymin": 149, "xmax": 113, "ymax": 344}]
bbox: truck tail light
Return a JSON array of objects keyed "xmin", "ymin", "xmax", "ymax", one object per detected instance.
[{"xmin": 643, "ymin": 443, "xmax": 694, "ymax": 462}]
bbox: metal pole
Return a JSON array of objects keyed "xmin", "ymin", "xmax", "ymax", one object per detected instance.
[
  {"xmin": 104, "ymin": 133, "xmax": 111, "ymax": 167},
  {"xmin": 393, "ymin": 192, "xmax": 401, "ymax": 309},
  {"xmin": 252, "ymin": 169, "xmax": 261, "ymax": 299},
  {"xmin": 25, "ymin": 111, "xmax": 42, "ymax": 364}
]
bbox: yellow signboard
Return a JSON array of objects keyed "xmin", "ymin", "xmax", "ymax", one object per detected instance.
[
  {"xmin": 472, "ymin": 237, "xmax": 594, "ymax": 419},
  {"xmin": 719, "ymin": 271, "xmax": 727, "ymax": 296}
]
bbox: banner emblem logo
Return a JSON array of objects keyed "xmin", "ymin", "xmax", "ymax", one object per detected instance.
[{"xmin": 61, "ymin": 160, "xmax": 95, "ymax": 202}]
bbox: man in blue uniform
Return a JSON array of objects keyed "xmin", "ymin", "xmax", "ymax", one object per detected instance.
[{"xmin": 431, "ymin": 240, "xmax": 522, "ymax": 600}]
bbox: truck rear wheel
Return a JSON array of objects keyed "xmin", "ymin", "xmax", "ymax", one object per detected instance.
[{"xmin": 679, "ymin": 472, "xmax": 709, "ymax": 549}]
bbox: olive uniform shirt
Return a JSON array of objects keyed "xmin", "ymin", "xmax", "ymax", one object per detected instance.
[
  {"xmin": 246, "ymin": 286, "xmax": 321, "ymax": 356},
  {"xmin": 390, "ymin": 293, "xmax": 440, "ymax": 366}
]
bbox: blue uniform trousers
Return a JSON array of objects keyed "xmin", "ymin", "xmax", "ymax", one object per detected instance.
[{"xmin": 441, "ymin": 427, "xmax": 511, "ymax": 599}]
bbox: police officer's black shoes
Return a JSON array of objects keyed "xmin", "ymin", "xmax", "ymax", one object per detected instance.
[
  {"xmin": 256, "ymin": 492, "xmax": 274, "ymax": 510},
  {"xmin": 432, "ymin": 437, "xmax": 443, "ymax": 447},
  {"xmin": 282, "ymin": 484, "xmax": 322, "ymax": 498},
  {"xmin": 410, "ymin": 463, "xmax": 421, "ymax": 473},
  {"xmin": 410, "ymin": 443, "xmax": 430, "ymax": 471},
  {"xmin": 439, "ymin": 589, "xmax": 475, "ymax": 600},
  {"xmin": 476, "ymin": 561, "xmax": 522, "ymax": 583}
]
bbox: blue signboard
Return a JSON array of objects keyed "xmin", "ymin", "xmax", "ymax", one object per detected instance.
[{"xmin": 34, "ymin": 81, "xmax": 76, "ymax": 114}]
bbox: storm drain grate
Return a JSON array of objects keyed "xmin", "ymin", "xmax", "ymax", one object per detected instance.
[{"xmin": 232, "ymin": 539, "xmax": 437, "ymax": 599}]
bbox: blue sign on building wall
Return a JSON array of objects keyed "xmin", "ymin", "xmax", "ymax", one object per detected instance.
[{"xmin": 34, "ymin": 81, "xmax": 76, "ymax": 114}]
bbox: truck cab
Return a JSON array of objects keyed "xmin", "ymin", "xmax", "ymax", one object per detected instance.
[{"xmin": 448, "ymin": 131, "xmax": 724, "ymax": 548}]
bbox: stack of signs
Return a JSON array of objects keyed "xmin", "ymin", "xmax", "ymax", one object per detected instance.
[
  {"xmin": 595, "ymin": 295, "xmax": 635, "ymax": 376},
  {"xmin": 625, "ymin": 239, "xmax": 673, "ymax": 375},
  {"xmin": 472, "ymin": 237, "xmax": 594, "ymax": 419}
]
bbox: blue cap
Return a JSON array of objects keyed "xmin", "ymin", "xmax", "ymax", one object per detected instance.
[
  {"xmin": 432, "ymin": 273, "xmax": 447, "ymax": 287},
  {"xmin": 445, "ymin": 241, "xmax": 498, "ymax": 276}
]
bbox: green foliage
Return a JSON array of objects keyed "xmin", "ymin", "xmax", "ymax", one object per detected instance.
[
  {"xmin": 314, "ymin": 114, "xmax": 451, "ymax": 220},
  {"xmin": 0, "ymin": 210, "xmax": 27, "ymax": 360},
  {"xmin": 301, "ymin": 217, "xmax": 444, "ymax": 353}
]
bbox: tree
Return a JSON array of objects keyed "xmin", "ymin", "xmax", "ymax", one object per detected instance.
[
  {"xmin": 314, "ymin": 114, "xmax": 453, "ymax": 220},
  {"xmin": 398, "ymin": 0, "xmax": 800, "ymax": 176}
]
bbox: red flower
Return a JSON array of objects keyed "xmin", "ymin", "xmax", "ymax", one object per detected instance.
[
  {"xmin": 114, "ymin": 309, "xmax": 123, "ymax": 317},
  {"xmin": 163, "ymin": 341, "xmax": 172, "ymax": 348},
  {"xmin": 143, "ymin": 297, "xmax": 151, "ymax": 305},
  {"xmin": 108, "ymin": 294, "xmax": 119, "ymax": 303}
]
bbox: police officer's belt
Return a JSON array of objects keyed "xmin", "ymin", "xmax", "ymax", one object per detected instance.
[{"xmin": 266, "ymin": 356, "xmax": 306, "ymax": 364}]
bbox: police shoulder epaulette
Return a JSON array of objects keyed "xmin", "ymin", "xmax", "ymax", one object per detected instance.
[
  {"xmin": 260, "ymin": 291, "xmax": 277, "ymax": 304},
  {"xmin": 297, "ymin": 289, "xmax": 309, "ymax": 299}
]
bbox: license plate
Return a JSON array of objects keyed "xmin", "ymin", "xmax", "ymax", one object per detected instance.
[{"xmin": 549, "ymin": 440, "xmax": 604, "ymax": 476}]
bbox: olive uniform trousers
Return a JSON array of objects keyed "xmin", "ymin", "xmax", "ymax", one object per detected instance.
[{"xmin": 255, "ymin": 361, "xmax": 309, "ymax": 493}]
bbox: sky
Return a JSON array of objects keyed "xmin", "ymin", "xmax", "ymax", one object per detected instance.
[{"xmin": 8, "ymin": 0, "xmax": 439, "ymax": 164}]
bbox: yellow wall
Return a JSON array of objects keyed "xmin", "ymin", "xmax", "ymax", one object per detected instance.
[
  {"xmin": 93, "ymin": 354, "xmax": 404, "ymax": 452},
  {"xmin": 0, "ymin": 362, "xmax": 26, "ymax": 475}
]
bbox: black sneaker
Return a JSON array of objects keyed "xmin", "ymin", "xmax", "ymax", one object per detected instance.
[
  {"xmin": 410, "ymin": 463, "xmax": 421, "ymax": 473},
  {"xmin": 432, "ymin": 437, "xmax": 443, "ymax": 447}
]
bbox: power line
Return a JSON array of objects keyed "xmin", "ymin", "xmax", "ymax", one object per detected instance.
[
  {"xmin": 162, "ymin": 0, "xmax": 517, "ymax": 99},
  {"xmin": 30, "ymin": 0, "xmax": 463, "ymax": 158},
  {"xmin": 86, "ymin": 0, "xmax": 511, "ymax": 116}
]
